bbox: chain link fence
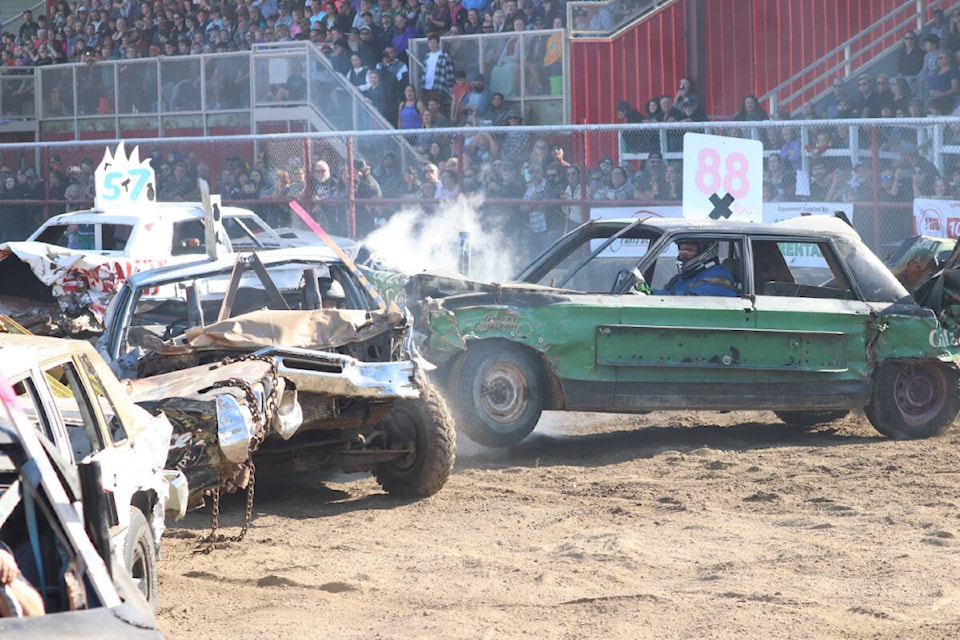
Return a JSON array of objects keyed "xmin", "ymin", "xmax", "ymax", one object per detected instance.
[{"xmin": 0, "ymin": 118, "xmax": 957, "ymax": 267}]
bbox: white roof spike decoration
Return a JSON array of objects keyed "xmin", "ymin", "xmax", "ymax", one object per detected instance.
[{"xmin": 94, "ymin": 141, "xmax": 158, "ymax": 214}]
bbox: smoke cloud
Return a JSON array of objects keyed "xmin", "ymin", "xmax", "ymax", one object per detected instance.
[{"xmin": 363, "ymin": 194, "xmax": 524, "ymax": 282}]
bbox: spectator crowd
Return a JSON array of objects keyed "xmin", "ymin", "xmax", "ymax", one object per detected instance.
[{"xmin": 1, "ymin": 1, "xmax": 958, "ymax": 258}]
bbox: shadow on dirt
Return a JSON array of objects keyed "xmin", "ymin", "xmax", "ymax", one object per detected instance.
[
  {"xmin": 167, "ymin": 470, "xmax": 429, "ymax": 532},
  {"xmin": 453, "ymin": 417, "xmax": 882, "ymax": 472}
]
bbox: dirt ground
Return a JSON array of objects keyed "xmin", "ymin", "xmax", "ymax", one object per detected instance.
[{"xmin": 156, "ymin": 410, "xmax": 960, "ymax": 640}]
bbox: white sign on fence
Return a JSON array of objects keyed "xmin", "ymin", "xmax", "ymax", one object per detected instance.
[{"xmin": 913, "ymin": 198, "xmax": 960, "ymax": 238}]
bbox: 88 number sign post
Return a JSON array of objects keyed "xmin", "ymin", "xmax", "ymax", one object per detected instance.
[{"xmin": 682, "ymin": 133, "xmax": 762, "ymax": 223}]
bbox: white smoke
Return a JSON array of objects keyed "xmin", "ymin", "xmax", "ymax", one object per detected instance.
[{"xmin": 363, "ymin": 193, "xmax": 523, "ymax": 283}]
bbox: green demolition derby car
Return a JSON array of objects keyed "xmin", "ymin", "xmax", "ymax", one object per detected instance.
[{"xmin": 378, "ymin": 215, "xmax": 960, "ymax": 447}]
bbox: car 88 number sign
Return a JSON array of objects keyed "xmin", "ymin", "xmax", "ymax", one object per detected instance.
[{"xmin": 682, "ymin": 133, "xmax": 762, "ymax": 223}]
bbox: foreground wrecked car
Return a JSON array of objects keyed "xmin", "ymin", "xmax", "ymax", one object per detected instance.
[
  {"xmin": 389, "ymin": 215, "xmax": 960, "ymax": 447},
  {"xmin": 0, "ymin": 350, "xmax": 163, "ymax": 637},
  {"xmin": 98, "ymin": 246, "xmax": 455, "ymax": 500},
  {"xmin": 0, "ymin": 334, "xmax": 182, "ymax": 609}
]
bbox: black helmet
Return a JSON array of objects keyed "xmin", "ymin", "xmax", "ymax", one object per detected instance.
[{"xmin": 676, "ymin": 240, "xmax": 719, "ymax": 279}]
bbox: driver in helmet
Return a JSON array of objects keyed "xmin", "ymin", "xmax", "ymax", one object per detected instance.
[
  {"xmin": 654, "ymin": 239, "xmax": 738, "ymax": 296},
  {"xmin": 318, "ymin": 277, "xmax": 346, "ymax": 309}
]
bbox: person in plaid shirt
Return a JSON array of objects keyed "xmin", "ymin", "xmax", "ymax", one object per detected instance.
[{"xmin": 420, "ymin": 32, "xmax": 454, "ymax": 112}]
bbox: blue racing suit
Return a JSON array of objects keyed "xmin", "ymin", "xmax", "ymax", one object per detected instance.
[{"xmin": 654, "ymin": 263, "xmax": 738, "ymax": 296}]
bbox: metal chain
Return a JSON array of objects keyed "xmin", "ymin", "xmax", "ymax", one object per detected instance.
[
  {"xmin": 196, "ymin": 462, "xmax": 257, "ymax": 553},
  {"xmin": 195, "ymin": 353, "xmax": 280, "ymax": 553}
]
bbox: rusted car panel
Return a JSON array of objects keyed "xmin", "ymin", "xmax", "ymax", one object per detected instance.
[{"xmin": 370, "ymin": 215, "xmax": 960, "ymax": 447}]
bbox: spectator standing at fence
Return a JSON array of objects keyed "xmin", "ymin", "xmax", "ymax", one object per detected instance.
[
  {"xmin": 377, "ymin": 45, "xmax": 408, "ymax": 106},
  {"xmin": 17, "ymin": 168, "xmax": 45, "ymax": 237},
  {"xmin": 673, "ymin": 76, "xmax": 698, "ymax": 110},
  {"xmin": 426, "ymin": 0, "xmax": 452, "ymax": 34},
  {"xmin": 363, "ymin": 69, "xmax": 393, "ymax": 121},
  {"xmin": 462, "ymin": 8, "xmax": 482, "ymax": 34},
  {"xmin": 390, "ymin": 13, "xmax": 417, "ymax": 55},
  {"xmin": 399, "ymin": 165, "xmax": 422, "ymax": 199},
  {"xmin": 162, "ymin": 162, "xmax": 200, "ymax": 201},
  {"xmin": 879, "ymin": 165, "xmax": 911, "ymax": 203},
  {"xmin": 527, "ymin": 139, "xmax": 551, "ymax": 172},
  {"xmin": 899, "ymin": 143, "xmax": 940, "ymax": 194},
  {"xmin": 549, "ymin": 143, "xmax": 570, "ymax": 168},
  {"xmin": 844, "ymin": 162, "xmax": 874, "ymax": 203},
  {"xmin": 456, "ymin": 72, "xmax": 490, "ymax": 125},
  {"xmin": 415, "ymin": 110, "xmax": 450, "ymax": 158},
  {"xmin": 593, "ymin": 165, "xmax": 633, "ymax": 200},
  {"xmin": 353, "ymin": 26, "xmax": 378, "ymax": 67},
  {"xmin": 852, "ymin": 74, "xmax": 885, "ymax": 118},
  {"xmin": 928, "ymin": 50, "xmax": 960, "ymax": 113},
  {"xmin": 420, "ymin": 32, "xmax": 454, "ymax": 112},
  {"xmin": 662, "ymin": 161, "xmax": 684, "ymax": 200},
  {"xmin": 329, "ymin": 38, "xmax": 352, "ymax": 74},
  {"xmin": 435, "ymin": 168, "xmax": 460, "ymax": 201},
  {"xmin": 679, "ymin": 96, "xmax": 707, "ymax": 122},
  {"xmin": 450, "ymin": 70, "xmax": 471, "ymax": 122},
  {"xmin": 874, "ymin": 74, "xmax": 895, "ymax": 111},
  {"xmin": 311, "ymin": 160, "xmax": 339, "ymax": 200},
  {"xmin": 779, "ymin": 127, "xmax": 802, "ymax": 170},
  {"xmin": 921, "ymin": 33, "xmax": 941, "ymax": 85},
  {"xmin": 463, "ymin": 128, "xmax": 500, "ymax": 169},
  {"xmin": 658, "ymin": 94, "xmax": 682, "ymax": 121},
  {"xmin": 944, "ymin": 10, "xmax": 960, "ymax": 56},
  {"xmin": 733, "ymin": 94, "xmax": 768, "ymax": 121},
  {"xmin": 398, "ymin": 84, "xmax": 424, "ymax": 129},
  {"xmin": 615, "ymin": 99, "xmax": 644, "ymax": 152},
  {"xmin": 20, "ymin": 9, "xmax": 39, "ymax": 42},
  {"xmin": 891, "ymin": 76, "xmax": 913, "ymax": 114},
  {"xmin": 372, "ymin": 153, "xmax": 402, "ymax": 198},
  {"xmin": 522, "ymin": 164, "xmax": 551, "ymax": 259},
  {"xmin": 346, "ymin": 53, "xmax": 369, "ymax": 87},
  {"xmin": 482, "ymin": 91, "xmax": 509, "ymax": 124},
  {"xmin": 561, "ymin": 164, "xmax": 583, "ymax": 231},
  {"xmin": 499, "ymin": 109, "xmax": 532, "ymax": 162},
  {"xmin": 425, "ymin": 97, "xmax": 451, "ymax": 126},
  {"xmin": 924, "ymin": 7, "xmax": 948, "ymax": 43},
  {"xmin": 807, "ymin": 160, "xmax": 844, "ymax": 202}
]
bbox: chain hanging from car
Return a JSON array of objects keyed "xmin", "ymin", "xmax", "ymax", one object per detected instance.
[{"xmin": 196, "ymin": 354, "xmax": 280, "ymax": 553}]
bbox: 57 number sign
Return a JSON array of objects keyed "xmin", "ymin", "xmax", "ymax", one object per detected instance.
[
  {"xmin": 682, "ymin": 133, "xmax": 762, "ymax": 223},
  {"xmin": 93, "ymin": 142, "xmax": 157, "ymax": 213}
]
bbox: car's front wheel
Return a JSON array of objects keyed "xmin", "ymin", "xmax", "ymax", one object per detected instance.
[
  {"xmin": 124, "ymin": 506, "xmax": 158, "ymax": 611},
  {"xmin": 452, "ymin": 342, "xmax": 544, "ymax": 447},
  {"xmin": 373, "ymin": 383, "xmax": 456, "ymax": 498},
  {"xmin": 865, "ymin": 361, "xmax": 960, "ymax": 439}
]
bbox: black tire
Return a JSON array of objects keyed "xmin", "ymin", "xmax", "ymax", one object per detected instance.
[
  {"xmin": 124, "ymin": 506, "xmax": 158, "ymax": 611},
  {"xmin": 374, "ymin": 383, "xmax": 456, "ymax": 498},
  {"xmin": 774, "ymin": 410, "xmax": 850, "ymax": 428},
  {"xmin": 451, "ymin": 342, "xmax": 544, "ymax": 447},
  {"xmin": 865, "ymin": 361, "xmax": 960, "ymax": 439}
]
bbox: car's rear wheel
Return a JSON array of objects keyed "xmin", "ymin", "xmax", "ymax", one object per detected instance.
[
  {"xmin": 865, "ymin": 361, "xmax": 960, "ymax": 439},
  {"xmin": 373, "ymin": 383, "xmax": 456, "ymax": 498},
  {"xmin": 124, "ymin": 506, "xmax": 158, "ymax": 611},
  {"xmin": 774, "ymin": 410, "xmax": 850, "ymax": 428},
  {"xmin": 452, "ymin": 342, "xmax": 544, "ymax": 447}
]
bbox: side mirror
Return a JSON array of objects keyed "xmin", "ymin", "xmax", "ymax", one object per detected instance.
[{"xmin": 612, "ymin": 268, "xmax": 647, "ymax": 294}]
